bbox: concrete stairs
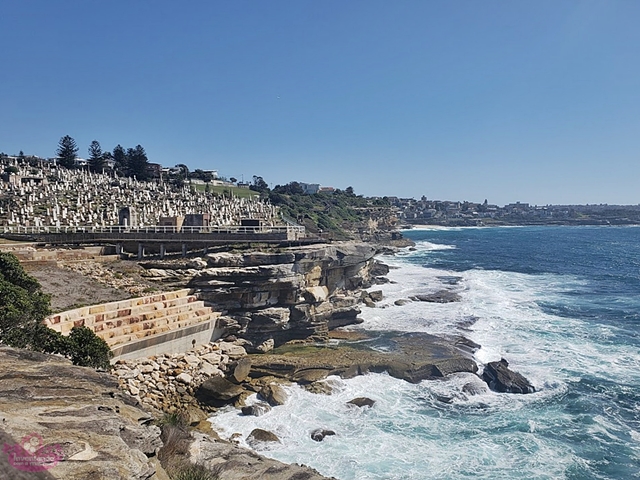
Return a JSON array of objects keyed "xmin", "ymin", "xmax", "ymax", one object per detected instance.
[{"xmin": 45, "ymin": 289, "xmax": 219, "ymax": 348}]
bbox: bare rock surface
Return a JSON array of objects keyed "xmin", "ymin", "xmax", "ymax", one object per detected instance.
[
  {"xmin": 482, "ymin": 358, "xmax": 536, "ymax": 394},
  {"xmin": 189, "ymin": 431, "xmax": 333, "ymax": 480},
  {"xmin": 249, "ymin": 332, "xmax": 479, "ymax": 384},
  {"xmin": 143, "ymin": 243, "xmax": 380, "ymax": 348},
  {"xmin": 0, "ymin": 347, "xmax": 165, "ymax": 480}
]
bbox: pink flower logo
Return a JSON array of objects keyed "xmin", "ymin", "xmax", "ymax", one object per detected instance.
[{"xmin": 3, "ymin": 432, "xmax": 63, "ymax": 471}]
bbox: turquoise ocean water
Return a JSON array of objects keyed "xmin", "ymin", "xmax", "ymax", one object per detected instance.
[{"xmin": 211, "ymin": 226, "xmax": 640, "ymax": 479}]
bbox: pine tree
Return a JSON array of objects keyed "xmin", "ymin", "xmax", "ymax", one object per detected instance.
[
  {"xmin": 56, "ymin": 135, "xmax": 78, "ymax": 169},
  {"xmin": 112, "ymin": 144, "xmax": 128, "ymax": 176},
  {"xmin": 127, "ymin": 145, "xmax": 150, "ymax": 180},
  {"xmin": 88, "ymin": 140, "xmax": 105, "ymax": 173}
]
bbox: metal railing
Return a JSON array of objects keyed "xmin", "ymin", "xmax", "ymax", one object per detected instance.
[{"xmin": 0, "ymin": 224, "xmax": 305, "ymax": 236}]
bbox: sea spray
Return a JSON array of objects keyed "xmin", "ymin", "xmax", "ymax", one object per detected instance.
[{"xmin": 210, "ymin": 226, "xmax": 640, "ymax": 479}]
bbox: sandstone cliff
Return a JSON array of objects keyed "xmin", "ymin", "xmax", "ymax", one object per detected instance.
[
  {"xmin": 142, "ymin": 243, "xmax": 386, "ymax": 349},
  {"xmin": 0, "ymin": 347, "xmax": 332, "ymax": 480}
]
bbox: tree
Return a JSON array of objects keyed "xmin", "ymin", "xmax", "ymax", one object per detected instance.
[
  {"xmin": 56, "ymin": 135, "xmax": 78, "ymax": 169},
  {"xmin": 88, "ymin": 140, "xmax": 105, "ymax": 173},
  {"xmin": 250, "ymin": 175, "xmax": 269, "ymax": 193},
  {"xmin": 66, "ymin": 326, "xmax": 112, "ymax": 369},
  {"xmin": 345, "ymin": 186, "xmax": 355, "ymax": 197},
  {"xmin": 0, "ymin": 252, "xmax": 51, "ymax": 341},
  {"xmin": 127, "ymin": 145, "xmax": 150, "ymax": 180},
  {"xmin": 230, "ymin": 177, "xmax": 237, "ymax": 184},
  {"xmin": 175, "ymin": 164, "xmax": 189, "ymax": 178},
  {"xmin": 112, "ymin": 144, "xmax": 128, "ymax": 176},
  {"xmin": 0, "ymin": 252, "xmax": 112, "ymax": 369}
]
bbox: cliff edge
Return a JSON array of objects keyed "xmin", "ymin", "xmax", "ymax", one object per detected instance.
[{"xmin": 0, "ymin": 347, "xmax": 332, "ymax": 480}]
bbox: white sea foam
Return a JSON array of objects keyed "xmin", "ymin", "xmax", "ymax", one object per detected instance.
[
  {"xmin": 209, "ymin": 240, "xmax": 640, "ymax": 479},
  {"xmin": 210, "ymin": 373, "xmax": 577, "ymax": 480}
]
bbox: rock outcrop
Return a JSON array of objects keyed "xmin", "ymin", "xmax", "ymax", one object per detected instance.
[
  {"xmin": 0, "ymin": 347, "xmax": 166, "ymax": 480},
  {"xmin": 310, "ymin": 429, "xmax": 336, "ymax": 442},
  {"xmin": 248, "ymin": 332, "xmax": 479, "ymax": 385},
  {"xmin": 347, "ymin": 397, "xmax": 376, "ymax": 408},
  {"xmin": 482, "ymin": 358, "xmax": 535, "ymax": 394},
  {"xmin": 0, "ymin": 347, "xmax": 335, "ymax": 480},
  {"xmin": 188, "ymin": 432, "xmax": 332, "ymax": 480},
  {"xmin": 142, "ymin": 243, "xmax": 383, "ymax": 348}
]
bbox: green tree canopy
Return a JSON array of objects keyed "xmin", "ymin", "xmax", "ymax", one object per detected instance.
[
  {"xmin": 113, "ymin": 144, "xmax": 128, "ymax": 176},
  {"xmin": 0, "ymin": 252, "xmax": 112, "ymax": 369},
  {"xmin": 88, "ymin": 140, "xmax": 105, "ymax": 173},
  {"xmin": 56, "ymin": 135, "xmax": 78, "ymax": 169},
  {"xmin": 127, "ymin": 145, "xmax": 150, "ymax": 180}
]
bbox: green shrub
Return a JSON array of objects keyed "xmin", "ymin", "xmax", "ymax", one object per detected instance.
[
  {"xmin": 66, "ymin": 326, "xmax": 113, "ymax": 369},
  {"xmin": 0, "ymin": 252, "xmax": 112, "ymax": 369}
]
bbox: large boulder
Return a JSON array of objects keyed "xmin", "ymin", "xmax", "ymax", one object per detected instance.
[
  {"xmin": 411, "ymin": 290, "xmax": 461, "ymax": 303},
  {"xmin": 310, "ymin": 429, "xmax": 336, "ymax": 442},
  {"xmin": 247, "ymin": 428, "xmax": 280, "ymax": 445},
  {"xmin": 196, "ymin": 376, "xmax": 247, "ymax": 405},
  {"xmin": 347, "ymin": 397, "xmax": 376, "ymax": 408},
  {"xmin": 189, "ymin": 431, "xmax": 330, "ymax": 479},
  {"xmin": 482, "ymin": 359, "xmax": 535, "ymax": 394},
  {"xmin": 241, "ymin": 403, "xmax": 272, "ymax": 417},
  {"xmin": 229, "ymin": 357, "xmax": 252, "ymax": 383},
  {"xmin": 258, "ymin": 384, "xmax": 288, "ymax": 406}
]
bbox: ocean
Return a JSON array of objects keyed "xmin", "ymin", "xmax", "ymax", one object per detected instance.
[{"xmin": 210, "ymin": 226, "xmax": 640, "ymax": 479}]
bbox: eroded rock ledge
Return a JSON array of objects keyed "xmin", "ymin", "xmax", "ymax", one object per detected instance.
[
  {"xmin": 0, "ymin": 347, "xmax": 332, "ymax": 480},
  {"xmin": 141, "ymin": 242, "xmax": 387, "ymax": 349},
  {"xmin": 247, "ymin": 332, "xmax": 480, "ymax": 385}
]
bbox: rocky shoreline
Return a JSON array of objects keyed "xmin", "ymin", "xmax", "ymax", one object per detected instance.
[{"xmin": 5, "ymin": 239, "xmax": 536, "ymax": 479}]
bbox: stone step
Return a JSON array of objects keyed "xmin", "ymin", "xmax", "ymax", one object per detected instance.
[
  {"xmin": 100, "ymin": 312, "xmax": 220, "ymax": 347},
  {"xmin": 46, "ymin": 289, "xmax": 192, "ymax": 326},
  {"xmin": 46, "ymin": 291, "xmax": 197, "ymax": 330},
  {"xmin": 57, "ymin": 301, "xmax": 213, "ymax": 335}
]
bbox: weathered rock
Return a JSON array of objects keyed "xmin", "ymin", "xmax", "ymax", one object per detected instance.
[
  {"xmin": 304, "ymin": 286, "xmax": 329, "ymax": 303},
  {"xmin": 310, "ymin": 429, "xmax": 336, "ymax": 442},
  {"xmin": 462, "ymin": 379, "xmax": 489, "ymax": 396},
  {"xmin": 255, "ymin": 338, "xmax": 275, "ymax": 353},
  {"xmin": 0, "ymin": 347, "xmax": 167, "ymax": 480},
  {"xmin": 291, "ymin": 368, "xmax": 330, "ymax": 384},
  {"xmin": 176, "ymin": 373, "xmax": 193, "ymax": 385},
  {"xmin": 371, "ymin": 261, "xmax": 390, "ymax": 277},
  {"xmin": 302, "ymin": 381, "xmax": 333, "ymax": 395},
  {"xmin": 192, "ymin": 243, "xmax": 380, "ymax": 347},
  {"xmin": 394, "ymin": 298, "xmax": 412, "ymax": 306},
  {"xmin": 247, "ymin": 428, "xmax": 280, "ymax": 445},
  {"xmin": 347, "ymin": 397, "xmax": 376, "ymax": 408},
  {"xmin": 230, "ymin": 357, "xmax": 252, "ymax": 383},
  {"xmin": 188, "ymin": 431, "xmax": 330, "ymax": 479},
  {"xmin": 241, "ymin": 403, "xmax": 272, "ymax": 417},
  {"xmin": 218, "ymin": 342, "xmax": 247, "ymax": 358},
  {"xmin": 368, "ymin": 290, "xmax": 384, "ymax": 302},
  {"xmin": 196, "ymin": 376, "xmax": 247, "ymax": 405},
  {"xmin": 482, "ymin": 359, "xmax": 535, "ymax": 394},
  {"xmin": 250, "ymin": 332, "xmax": 479, "ymax": 386},
  {"xmin": 259, "ymin": 384, "xmax": 288, "ymax": 406},
  {"xmin": 412, "ymin": 290, "xmax": 461, "ymax": 303},
  {"xmin": 200, "ymin": 362, "xmax": 222, "ymax": 377}
]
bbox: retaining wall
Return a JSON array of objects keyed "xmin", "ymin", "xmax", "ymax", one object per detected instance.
[{"xmin": 44, "ymin": 288, "xmax": 219, "ymax": 361}]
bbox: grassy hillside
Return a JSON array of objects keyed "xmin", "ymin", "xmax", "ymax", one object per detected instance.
[
  {"xmin": 267, "ymin": 190, "xmax": 393, "ymax": 240},
  {"xmin": 191, "ymin": 183, "xmax": 259, "ymax": 199}
]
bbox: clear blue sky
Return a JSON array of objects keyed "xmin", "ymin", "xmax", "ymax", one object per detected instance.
[{"xmin": 2, "ymin": 1, "xmax": 639, "ymax": 206}]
